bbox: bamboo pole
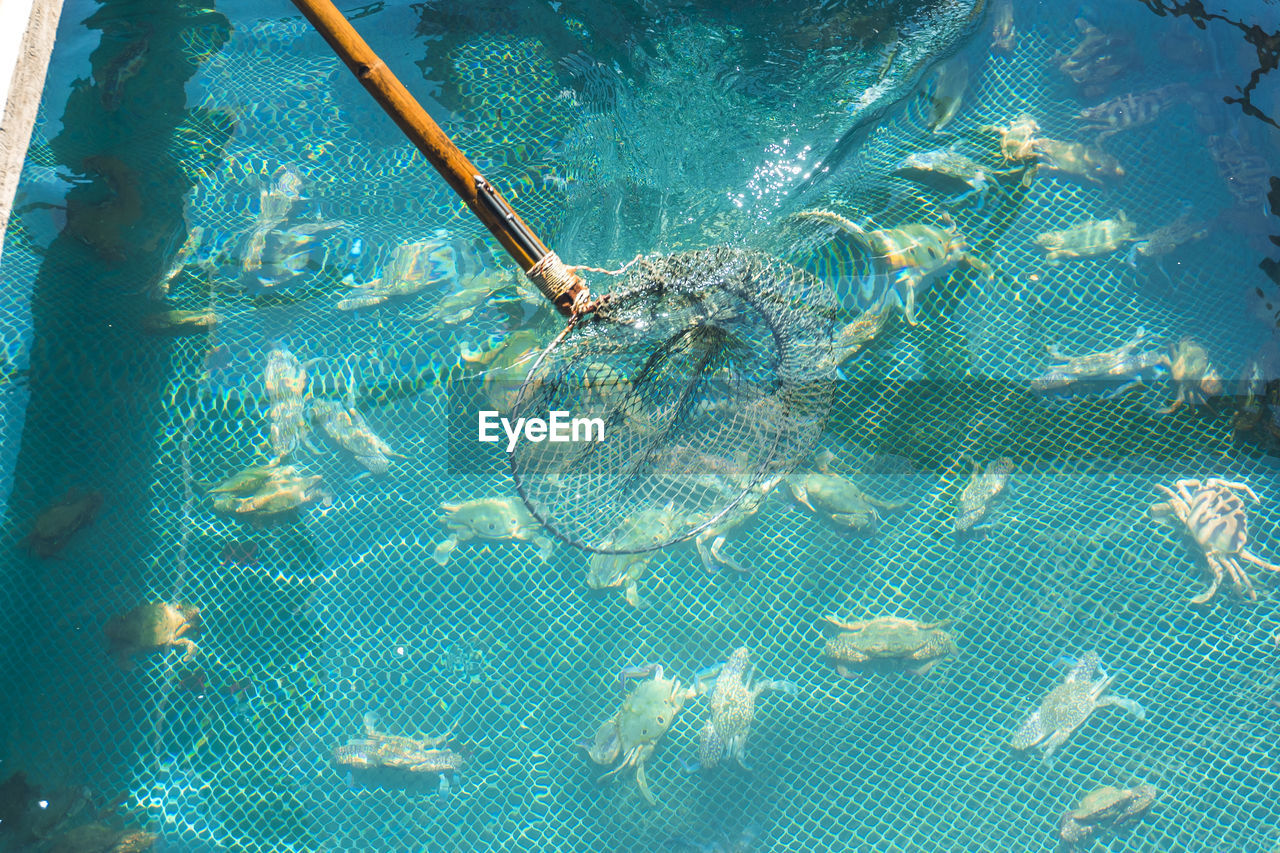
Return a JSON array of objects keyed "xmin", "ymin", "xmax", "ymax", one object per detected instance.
[{"xmin": 290, "ymin": 0, "xmax": 588, "ymax": 316}]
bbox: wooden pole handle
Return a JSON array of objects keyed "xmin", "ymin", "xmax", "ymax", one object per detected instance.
[{"xmin": 290, "ymin": 0, "xmax": 587, "ymax": 316}]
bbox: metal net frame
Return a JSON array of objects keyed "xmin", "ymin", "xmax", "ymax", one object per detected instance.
[{"xmin": 1, "ymin": 1, "xmax": 1279, "ymax": 852}]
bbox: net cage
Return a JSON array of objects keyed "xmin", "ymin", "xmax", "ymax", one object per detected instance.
[{"xmin": 1, "ymin": 0, "xmax": 1279, "ymax": 851}]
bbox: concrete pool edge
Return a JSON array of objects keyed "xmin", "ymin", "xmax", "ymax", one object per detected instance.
[{"xmin": 0, "ymin": 0, "xmax": 64, "ymax": 263}]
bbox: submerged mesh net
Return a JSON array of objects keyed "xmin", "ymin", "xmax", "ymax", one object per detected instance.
[
  {"xmin": 1, "ymin": 0, "xmax": 1280, "ymax": 851},
  {"xmin": 511, "ymin": 247, "xmax": 838, "ymax": 553}
]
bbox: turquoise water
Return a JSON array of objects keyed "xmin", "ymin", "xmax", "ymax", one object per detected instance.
[{"xmin": 2, "ymin": 0, "xmax": 1280, "ymax": 851}]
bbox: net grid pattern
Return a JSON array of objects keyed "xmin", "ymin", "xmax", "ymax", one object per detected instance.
[{"xmin": 2, "ymin": 2, "xmax": 1280, "ymax": 852}]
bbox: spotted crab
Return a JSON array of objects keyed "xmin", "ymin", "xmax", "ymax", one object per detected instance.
[
  {"xmin": 695, "ymin": 648, "xmax": 798, "ymax": 770},
  {"xmin": 1010, "ymin": 651, "xmax": 1144, "ymax": 761},
  {"xmin": 1149, "ymin": 478, "xmax": 1280, "ymax": 604},
  {"xmin": 587, "ymin": 503, "xmax": 683, "ymax": 606},
  {"xmin": 104, "ymin": 601, "xmax": 201, "ymax": 670},
  {"xmin": 433, "ymin": 496, "xmax": 554, "ymax": 566},
  {"xmin": 1058, "ymin": 783, "xmax": 1157, "ymax": 846},
  {"xmin": 955, "ymin": 457, "xmax": 1013, "ymax": 533},
  {"xmin": 817, "ymin": 615, "xmax": 957, "ymax": 677},
  {"xmin": 586, "ymin": 664, "xmax": 698, "ymax": 805},
  {"xmin": 794, "ymin": 209, "xmax": 992, "ymax": 325}
]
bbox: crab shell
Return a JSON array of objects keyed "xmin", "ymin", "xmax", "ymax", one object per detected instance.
[{"xmin": 817, "ymin": 616, "xmax": 957, "ymax": 676}]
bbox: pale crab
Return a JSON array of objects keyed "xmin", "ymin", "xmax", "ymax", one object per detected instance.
[
  {"xmin": 332, "ymin": 721, "xmax": 463, "ymax": 797},
  {"xmin": 104, "ymin": 601, "xmax": 202, "ymax": 670},
  {"xmin": 1010, "ymin": 651, "xmax": 1144, "ymax": 761},
  {"xmin": 954, "ymin": 456, "xmax": 1014, "ymax": 533},
  {"xmin": 695, "ymin": 647, "xmax": 799, "ymax": 770},
  {"xmin": 1160, "ymin": 339, "xmax": 1222, "ymax": 414},
  {"xmin": 586, "ymin": 503, "xmax": 683, "ymax": 606},
  {"xmin": 1149, "ymin": 477, "xmax": 1280, "ymax": 604},
  {"xmin": 786, "ymin": 468, "xmax": 907, "ymax": 534},
  {"xmin": 1058, "ymin": 783, "xmax": 1157, "ymax": 846},
  {"xmin": 433, "ymin": 496, "xmax": 554, "ymax": 566},
  {"xmin": 817, "ymin": 615, "xmax": 957, "ymax": 677},
  {"xmin": 586, "ymin": 664, "xmax": 698, "ymax": 806}
]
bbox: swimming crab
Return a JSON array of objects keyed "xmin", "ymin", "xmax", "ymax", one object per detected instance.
[
  {"xmin": 695, "ymin": 648, "xmax": 798, "ymax": 771},
  {"xmin": 1149, "ymin": 478, "xmax": 1280, "ymax": 604},
  {"xmin": 1058, "ymin": 783, "xmax": 1157, "ymax": 846},
  {"xmin": 1077, "ymin": 84, "xmax": 1187, "ymax": 142},
  {"xmin": 1054, "ymin": 16, "xmax": 1136, "ymax": 98},
  {"xmin": 265, "ymin": 347, "xmax": 309, "ymax": 462},
  {"xmin": 587, "ymin": 503, "xmax": 683, "ymax": 606},
  {"xmin": 794, "ymin": 209, "xmax": 992, "ymax": 325},
  {"xmin": 1010, "ymin": 651, "xmax": 1144, "ymax": 761},
  {"xmin": 139, "ymin": 308, "xmax": 222, "ymax": 336},
  {"xmin": 311, "ymin": 398, "xmax": 404, "ymax": 475},
  {"xmin": 332, "ymin": 721, "xmax": 463, "ymax": 795},
  {"xmin": 1030, "ymin": 328, "xmax": 1168, "ymax": 396},
  {"xmin": 817, "ymin": 615, "xmax": 957, "ymax": 677},
  {"xmin": 891, "ymin": 148, "xmax": 1018, "ymax": 206},
  {"xmin": 433, "ymin": 496, "xmax": 554, "ymax": 565},
  {"xmin": 21, "ymin": 489, "xmax": 104, "ymax": 558},
  {"xmin": 104, "ymin": 601, "xmax": 201, "ymax": 670},
  {"xmin": 984, "ymin": 114, "xmax": 1041, "ymax": 164},
  {"xmin": 955, "ymin": 456, "xmax": 1013, "ymax": 533},
  {"xmin": 587, "ymin": 664, "xmax": 698, "ymax": 806},
  {"xmin": 1161, "ymin": 339, "xmax": 1222, "ymax": 414},
  {"xmin": 786, "ymin": 468, "xmax": 907, "ymax": 534},
  {"xmin": 1034, "ymin": 212, "xmax": 1142, "ymax": 263}
]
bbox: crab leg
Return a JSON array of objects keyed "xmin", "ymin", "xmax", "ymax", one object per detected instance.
[
  {"xmin": 1190, "ymin": 560, "xmax": 1223, "ymax": 605},
  {"xmin": 1238, "ymin": 550, "xmax": 1280, "ymax": 572}
]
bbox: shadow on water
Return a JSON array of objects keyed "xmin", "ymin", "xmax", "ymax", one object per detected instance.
[{"xmin": 0, "ymin": 0, "xmax": 230, "ymax": 792}]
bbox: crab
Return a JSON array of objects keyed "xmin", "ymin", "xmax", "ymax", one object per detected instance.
[
  {"xmin": 991, "ymin": 0, "xmax": 1016, "ymax": 54},
  {"xmin": 311, "ymin": 399, "xmax": 404, "ymax": 475},
  {"xmin": 1058, "ymin": 783, "xmax": 1157, "ymax": 846},
  {"xmin": 139, "ymin": 308, "xmax": 222, "ymax": 336},
  {"xmin": 955, "ymin": 456, "xmax": 1014, "ymax": 533},
  {"xmin": 265, "ymin": 348, "xmax": 310, "ymax": 462},
  {"xmin": 104, "ymin": 601, "xmax": 202, "ymax": 670},
  {"xmin": 43, "ymin": 824, "xmax": 160, "ymax": 853},
  {"xmin": 337, "ymin": 240, "xmax": 444, "ymax": 311},
  {"xmin": 695, "ymin": 647, "xmax": 799, "ymax": 770},
  {"xmin": 232, "ymin": 470, "xmax": 328, "ymax": 521},
  {"xmin": 1054, "ymin": 16, "xmax": 1135, "ymax": 98},
  {"xmin": 1010, "ymin": 651, "xmax": 1145, "ymax": 761},
  {"xmin": 1033, "ymin": 212, "xmax": 1142, "ymax": 263},
  {"xmin": 1077, "ymin": 84, "xmax": 1187, "ymax": 142},
  {"xmin": 786, "ymin": 468, "xmax": 907, "ymax": 533},
  {"xmin": 817, "ymin": 615, "xmax": 957, "ymax": 677},
  {"xmin": 891, "ymin": 148, "xmax": 1019, "ymax": 206},
  {"xmin": 207, "ymin": 461, "xmax": 295, "ymax": 497},
  {"xmin": 793, "ymin": 209, "xmax": 992, "ymax": 325},
  {"xmin": 586, "ymin": 664, "xmax": 698, "ymax": 806},
  {"xmin": 692, "ymin": 480, "xmax": 777, "ymax": 574},
  {"xmin": 1161, "ymin": 339, "xmax": 1221, "ymax": 414},
  {"xmin": 983, "ymin": 114, "xmax": 1041, "ymax": 164},
  {"xmin": 1149, "ymin": 478, "xmax": 1280, "ymax": 604},
  {"xmin": 1026, "ymin": 137, "xmax": 1125, "ymax": 187},
  {"xmin": 433, "ymin": 496, "xmax": 553, "ymax": 566},
  {"xmin": 333, "ymin": 722, "xmax": 463, "ymax": 796},
  {"xmin": 586, "ymin": 503, "xmax": 683, "ymax": 606},
  {"xmin": 924, "ymin": 57, "xmax": 968, "ymax": 133},
  {"xmin": 1127, "ymin": 204, "xmax": 1208, "ymax": 265},
  {"xmin": 1030, "ymin": 328, "xmax": 1168, "ymax": 396},
  {"xmin": 21, "ymin": 489, "xmax": 104, "ymax": 558}
]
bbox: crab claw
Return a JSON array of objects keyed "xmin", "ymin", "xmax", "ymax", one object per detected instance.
[{"xmin": 617, "ymin": 663, "xmax": 661, "ymax": 686}]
